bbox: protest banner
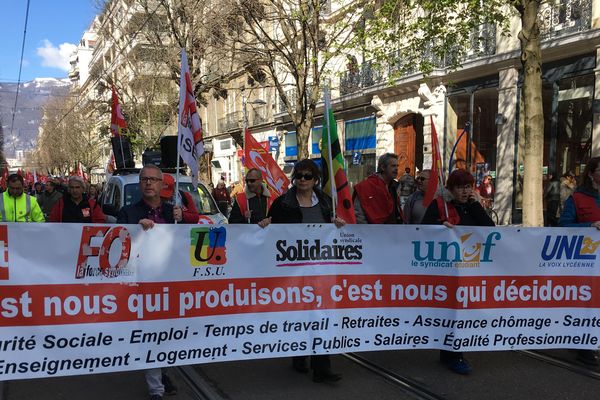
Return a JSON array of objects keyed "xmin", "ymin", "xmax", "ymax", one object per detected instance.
[{"xmin": 0, "ymin": 223, "xmax": 598, "ymax": 379}]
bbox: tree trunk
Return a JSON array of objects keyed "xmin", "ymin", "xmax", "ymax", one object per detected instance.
[
  {"xmin": 296, "ymin": 119, "xmax": 312, "ymax": 160},
  {"xmin": 518, "ymin": 0, "xmax": 544, "ymax": 227}
]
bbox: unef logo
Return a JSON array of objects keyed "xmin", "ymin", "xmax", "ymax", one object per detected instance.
[
  {"xmin": 76, "ymin": 226, "xmax": 132, "ymax": 279},
  {"xmin": 0, "ymin": 226, "xmax": 8, "ymax": 280},
  {"xmin": 541, "ymin": 235, "xmax": 600, "ymax": 261},
  {"xmin": 190, "ymin": 226, "xmax": 226, "ymax": 267},
  {"xmin": 411, "ymin": 232, "xmax": 501, "ymax": 268}
]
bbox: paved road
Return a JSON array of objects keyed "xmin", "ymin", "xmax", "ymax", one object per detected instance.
[{"xmin": 4, "ymin": 349, "xmax": 599, "ymax": 400}]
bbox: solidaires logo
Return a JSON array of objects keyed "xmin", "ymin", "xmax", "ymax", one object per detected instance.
[
  {"xmin": 0, "ymin": 225, "xmax": 8, "ymax": 280},
  {"xmin": 275, "ymin": 238, "xmax": 363, "ymax": 267},
  {"xmin": 190, "ymin": 226, "xmax": 227, "ymax": 266}
]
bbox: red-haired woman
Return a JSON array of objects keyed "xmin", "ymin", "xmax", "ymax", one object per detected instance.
[{"xmin": 422, "ymin": 169, "xmax": 494, "ymax": 375}]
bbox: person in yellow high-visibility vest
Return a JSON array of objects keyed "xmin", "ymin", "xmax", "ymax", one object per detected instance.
[{"xmin": 0, "ymin": 173, "xmax": 45, "ymax": 222}]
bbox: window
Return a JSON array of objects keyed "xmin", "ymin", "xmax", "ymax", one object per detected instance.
[
  {"xmin": 220, "ymin": 139, "xmax": 232, "ymax": 150},
  {"xmin": 311, "ymin": 126, "xmax": 322, "ymax": 155},
  {"xmin": 285, "ymin": 131, "xmax": 298, "ymax": 157}
]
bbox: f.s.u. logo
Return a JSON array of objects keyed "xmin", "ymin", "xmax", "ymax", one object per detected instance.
[
  {"xmin": 190, "ymin": 227, "xmax": 226, "ymax": 266},
  {"xmin": 76, "ymin": 226, "xmax": 132, "ymax": 279}
]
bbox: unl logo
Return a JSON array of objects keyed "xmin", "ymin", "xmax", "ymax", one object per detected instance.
[
  {"xmin": 0, "ymin": 225, "xmax": 8, "ymax": 280},
  {"xmin": 190, "ymin": 226, "xmax": 226, "ymax": 266},
  {"xmin": 76, "ymin": 226, "xmax": 132, "ymax": 279}
]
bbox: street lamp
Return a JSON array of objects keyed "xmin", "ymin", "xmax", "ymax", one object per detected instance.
[
  {"xmin": 242, "ymin": 96, "xmax": 267, "ymax": 130},
  {"xmin": 242, "ymin": 94, "xmax": 267, "ymax": 147}
]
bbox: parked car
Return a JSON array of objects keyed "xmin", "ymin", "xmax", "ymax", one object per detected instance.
[{"xmin": 99, "ymin": 169, "xmax": 227, "ymax": 224}]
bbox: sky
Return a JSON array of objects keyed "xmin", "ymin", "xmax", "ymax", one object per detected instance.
[{"xmin": 0, "ymin": 0, "xmax": 98, "ymax": 82}]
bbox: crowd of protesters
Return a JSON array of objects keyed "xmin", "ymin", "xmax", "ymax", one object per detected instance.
[{"xmin": 1, "ymin": 155, "xmax": 598, "ymax": 395}]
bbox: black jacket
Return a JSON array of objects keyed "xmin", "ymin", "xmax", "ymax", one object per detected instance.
[
  {"xmin": 116, "ymin": 200, "xmax": 174, "ymax": 224},
  {"xmin": 268, "ymin": 187, "xmax": 333, "ymax": 224},
  {"xmin": 421, "ymin": 198, "xmax": 494, "ymax": 227}
]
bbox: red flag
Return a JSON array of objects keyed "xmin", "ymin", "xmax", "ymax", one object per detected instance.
[
  {"xmin": 111, "ymin": 87, "xmax": 127, "ymax": 137},
  {"xmin": 24, "ymin": 171, "xmax": 34, "ymax": 186},
  {"xmin": 244, "ymin": 128, "xmax": 289, "ymax": 196},
  {"xmin": 178, "ymin": 49, "xmax": 204, "ymax": 189},
  {"xmin": 423, "ymin": 116, "xmax": 444, "ymax": 208},
  {"xmin": 1, "ymin": 166, "xmax": 8, "ymax": 189}
]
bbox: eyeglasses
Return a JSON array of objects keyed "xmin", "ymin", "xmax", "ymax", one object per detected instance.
[
  {"xmin": 416, "ymin": 176, "xmax": 429, "ymax": 181},
  {"xmin": 140, "ymin": 176, "xmax": 162, "ymax": 183},
  {"xmin": 245, "ymin": 178, "xmax": 260, "ymax": 184},
  {"xmin": 294, "ymin": 173, "xmax": 314, "ymax": 181},
  {"xmin": 455, "ymin": 185, "xmax": 473, "ymax": 191}
]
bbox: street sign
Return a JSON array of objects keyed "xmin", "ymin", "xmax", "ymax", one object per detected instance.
[{"xmin": 269, "ymin": 136, "xmax": 279, "ymax": 151}]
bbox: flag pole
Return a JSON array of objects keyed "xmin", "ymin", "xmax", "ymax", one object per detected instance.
[
  {"xmin": 431, "ymin": 116, "xmax": 449, "ymax": 220},
  {"xmin": 242, "ymin": 94, "xmax": 251, "ymax": 223},
  {"xmin": 174, "ymin": 49, "xmax": 186, "ymax": 224},
  {"xmin": 112, "ymin": 87, "xmax": 126, "ymax": 169},
  {"xmin": 323, "ymin": 86, "xmax": 337, "ymax": 221},
  {"xmin": 448, "ymin": 122, "xmax": 470, "ymax": 175}
]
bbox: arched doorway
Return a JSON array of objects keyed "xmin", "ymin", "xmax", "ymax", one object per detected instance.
[{"xmin": 393, "ymin": 113, "xmax": 424, "ymax": 177}]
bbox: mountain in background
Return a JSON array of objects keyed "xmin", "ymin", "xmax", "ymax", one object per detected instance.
[{"xmin": 0, "ymin": 78, "xmax": 71, "ymax": 161}]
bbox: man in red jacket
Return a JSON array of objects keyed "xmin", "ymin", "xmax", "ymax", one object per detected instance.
[
  {"xmin": 49, "ymin": 176, "xmax": 106, "ymax": 223},
  {"xmin": 353, "ymin": 153, "xmax": 403, "ymax": 224}
]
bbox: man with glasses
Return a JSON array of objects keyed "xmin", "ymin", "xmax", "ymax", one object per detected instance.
[
  {"xmin": 48, "ymin": 176, "xmax": 106, "ymax": 223},
  {"xmin": 229, "ymin": 168, "xmax": 273, "ymax": 226},
  {"xmin": 403, "ymin": 169, "xmax": 431, "ymax": 224},
  {"xmin": 0, "ymin": 173, "xmax": 45, "ymax": 222},
  {"xmin": 116, "ymin": 164, "xmax": 180, "ymax": 400}
]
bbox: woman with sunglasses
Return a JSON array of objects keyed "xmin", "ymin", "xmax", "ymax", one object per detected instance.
[
  {"xmin": 421, "ymin": 169, "xmax": 495, "ymax": 375},
  {"xmin": 267, "ymin": 159, "xmax": 345, "ymax": 383}
]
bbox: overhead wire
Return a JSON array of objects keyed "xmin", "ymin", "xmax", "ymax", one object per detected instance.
[{"xmin": 8, "ymin": 0, "xmax": 32, "ymax": 154}]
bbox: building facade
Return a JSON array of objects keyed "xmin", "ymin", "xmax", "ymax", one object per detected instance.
[{"xmin": 203, "ymin": 0, "xmax": 600, "ymax": 224}]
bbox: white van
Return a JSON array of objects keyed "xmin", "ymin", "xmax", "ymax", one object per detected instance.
[{"xmin": 99, "ymin": 169, "xmax": 227, "ymax": 224}]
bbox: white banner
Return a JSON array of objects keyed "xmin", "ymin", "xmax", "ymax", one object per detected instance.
[{"xmin": 0, "ymin": 223, "xmax": 599, "ymax": 380}]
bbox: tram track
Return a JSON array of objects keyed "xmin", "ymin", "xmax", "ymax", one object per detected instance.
[
  {"xmin": 175, "ymin": 365, "xmax": 228, "ymax": 400},
  {"xmin": 343, "ymin": 353, "xmax": 448, "ymax": 400},
  {"xmin": 517, "ymin": 350, "xmax": 600, "ymax": 380}
]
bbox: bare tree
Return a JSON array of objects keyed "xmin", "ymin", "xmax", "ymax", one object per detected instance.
[
  {"xmin": 210, "ymin": 0, "xmax": 368, "ymax": 158},
  {"xmin": 36, "ymin": 94, "xmax": 103, "ymax": 175}
]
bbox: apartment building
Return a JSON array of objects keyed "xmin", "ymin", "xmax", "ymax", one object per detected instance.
[{"xmin": 203, "ymin": 0, "xmax": 600, "ymax": 224}]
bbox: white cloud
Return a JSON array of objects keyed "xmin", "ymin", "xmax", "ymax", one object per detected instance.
[
  {"xmin": 21, "ymin": 59, "xmax": 30, "ymax": 67},
  {"xmin": 36, "ymin": 39, "xmax": 76, "ymax": 71}
]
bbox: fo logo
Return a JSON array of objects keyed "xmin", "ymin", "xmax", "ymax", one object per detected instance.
[
  {"xmin": 190, "ymin": 226, "xmax": 227, "ymax": 266},
  {"xmin": 0, "ymin": 225, "xmax": 8, "ymax": 280},
  {"xmin": 76, "ymin": 226, "xmax": 133, "ymax": 279},
  {"xmin": 541, "ymin": 235, "xmax": 600, "ymax": 261}
]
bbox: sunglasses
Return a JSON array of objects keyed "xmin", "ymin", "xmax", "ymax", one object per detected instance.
[
  {"xmin": 245, "ymin": 178, "xmax": 260, "ymax": 183},
  {"xmin": 294, "ymin": 173, "xmax": 314, "ymax": 181},
  {"xmin": 416, "ymin": 176, "xmax": 428, "ymax": 181}
]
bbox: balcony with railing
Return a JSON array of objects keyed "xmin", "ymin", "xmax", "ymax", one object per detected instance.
[
  {"xmin": 218, "ymin": 111, "xmax": 242, "ymax": 133},
  {"xmin": 539, "ymin": 0, "xmax": 592, "ymax": 38},
  {"xmin": 339, "ymin": 24, "xmax": 497, "ymax": 97},
  {"xmin": 250, "ymin": 106, "xmax": 268, "ymax": 126},
  {"xmin": 278, "ymin": 88, "xmax": 297, "ymax": 114}
]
